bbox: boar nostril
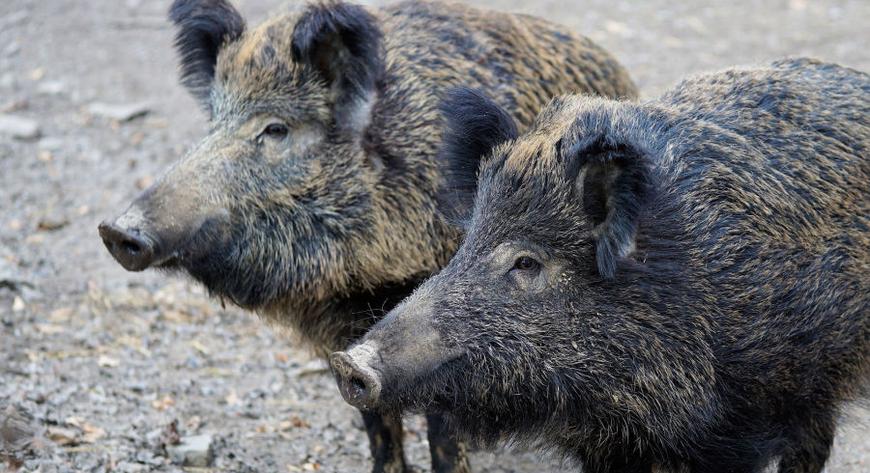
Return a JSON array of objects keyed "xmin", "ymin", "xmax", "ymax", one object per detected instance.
[
  {"xmin": 98, "ymin": 221, "xmax": 156, "ymax": 272},
  {"xmin": 120, "ymin": 239, "xmax": 143, "ymax": 255},
  {"xmin": 349, "ymin": 376, "xmax": 368, "ymax": 398},
  {"xmin": 330, "ymin": 351, "xmax": 382, "ymax": 409}
]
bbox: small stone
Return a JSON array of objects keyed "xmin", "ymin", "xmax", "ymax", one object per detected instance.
[
  {"xmin": 97, "ymin": 355, "xmax": 120, "ymax": 368},
  {"xmin": 166, "ymin": 434, "xmax": 214, "ymax": 467},
  {"xmin": 12, "ymin": 296, "xmax": 25, "ymax": 312},
  {"xmin": 0, "ymin": 260, "xmax": 32, "ymax": 293},
  {"xmin": 87, "ymin": 102, "xmax": 150, "ymax": 122},
  {"xmin": 38, "ymin": 137, "xmax": 64, "ymax": 152},
  {"xmin": 0, "ymin": 114, "xmax": 40, "ymax": 139},
  {"xmin": 4, "ymin": 42, "xmax": 21, "ymax": 57},
  {"xmin": 134, "ymin": 450, "xmax": 163, "ymax": 466},
  {"xmin": 36, "ymin": 80, "xmax": 66, "ymax": 96},
  {"xmin": 2, "ymin": 11, "xmax": 30, "ymax": 28},
  {"xmin": 1, "ymin": 405, "xmax": 38, "ymax": 452},
  {"xmin": 0, "ymin": 99, "xmax": 28, "ymax": 113},
  {"xmin": 0, "ymin": 73, "xmax": 14, "ymax": 89},
  {"xmin": 115, "ymin": 461, "xmax": 148, "ymax": 473}
]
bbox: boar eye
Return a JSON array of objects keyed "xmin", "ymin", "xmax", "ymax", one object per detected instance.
[
  {"xmin": 512, "ymin": 256, "xmax": 541, "ymax": 272},
  {"xmin": 261, "ymin": 122, "xmax": 289, "ymax": 139}
]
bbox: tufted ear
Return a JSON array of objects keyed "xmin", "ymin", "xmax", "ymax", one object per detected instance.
[
  {"xmin": 169, "ymin": 0, "xmax": 245, "ymax": 109},
  {"xmin": 436, "ymin": 87, "xmax": 518, "ymax": 226},
  {"xmin": 560, "ymin": 134, "xmax": 652, "ymax": 279},
  {"xmin": 291, "ymin": 1, "xmax": 383, "ymax": 133}
]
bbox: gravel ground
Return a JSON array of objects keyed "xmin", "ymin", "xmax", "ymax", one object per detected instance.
[{"xmin": 1, "ymin": 0, "xmax": 867, "ymax": 472}]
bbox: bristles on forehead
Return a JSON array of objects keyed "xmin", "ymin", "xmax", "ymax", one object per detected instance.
[
  {"xmin": 497, "ymin": 96, "xmax": 587, "ymax": 175},
  {"xmin": 211, "ymin": 12, "xmax": 329, "ymax": 121},
  {"xmin": 224, "ymin": 15, "xmax": 292, "ymax": 69},
  {"xmin": 216, "ymin": 14, "xmax": 297, "ymax": 78}
]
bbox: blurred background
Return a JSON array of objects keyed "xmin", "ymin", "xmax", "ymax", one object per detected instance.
[{"xmin": 1, "ymin": 0, "xmax": 867, "ymax": 471}]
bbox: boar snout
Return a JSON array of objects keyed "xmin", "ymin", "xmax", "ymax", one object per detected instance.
[
  {"xmin": 331, "ymin": 343, "xmax": 383, "ymax": 410},
  {"xmin": 331, "ymin": 288, "xmax": 466, "ymax": 412},
  {"xmin": 98, "ymin": 207, "xmax": 162, "ymax": 272}
]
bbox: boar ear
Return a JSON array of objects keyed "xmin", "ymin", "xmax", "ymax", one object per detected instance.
[
  {"xmin": 169, "ymin": 0, "xmax": 245, "ymax": 108},
  {"xmin": 560, "ymin": 135, "xmax": 652, "ymax": 279},
  {"xmin": 291, "ymin": 1, "xmax": 384, "ymax": 132},
  {"xmin": 436, "ymin": 87, "xmax": 519, "ymax": 226}
]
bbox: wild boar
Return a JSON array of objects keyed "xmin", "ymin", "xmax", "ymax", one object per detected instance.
[
  {"xmin": 97, "ymin": 1, "xmax": 638, "ymax": 471},
  {"xmin": 332, "ymin": 58, "xmax": 869, "ymax": 473}
]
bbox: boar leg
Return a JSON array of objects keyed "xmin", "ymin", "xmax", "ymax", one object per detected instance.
[
  {"xmin": 426, "ymin": 413, "xmax": 471, "ymax": 473},
  {"xmin": 777, "ymin": 413, "xmax": 835, "ymax": 473},
  {"xmin": 361, "ymin": 410, "xmax": 408, "ymax": 473}
]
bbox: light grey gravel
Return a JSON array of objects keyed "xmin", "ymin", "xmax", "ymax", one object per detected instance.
[{"xmin": 0, "ymin": 114, "xmax": 40, "ymax": 140}]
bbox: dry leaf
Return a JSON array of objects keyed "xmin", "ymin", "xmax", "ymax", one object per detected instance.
[
  {"xmin": 135, "ymin": 175, "xmax": 154, "ymax": 190},
  {"xmin": 36, "ymin": 217, "xmax": 69, "ymax": 232},
  {"xmin": 151, "ymin": 395, "xmax": 175, "ymax": 411},
  {"xmin": 46, "ymin": 426, "xmax": 79, "ymax": 446},
  {"xmin": 49, "ymin": 307, "xmax": 73, "ymax": 322},
  {"xmin": 34, "ymin": 323, "xmax": 64, "ymax": 335},
  {"xmin": 191, "ymin": 340, "xmax": 210, "ymax": 356},
  {"xmin": 274, "ymin": 352, "xmax": 289, "ymax": 363},
  {"xmin": 130, "ymin": 131, "xmax": 145, "ymax": 146},
  {"xmin": 224, "ymin": 391, "xmax": 239, "ymax": 406},
  {"xmin": 82, "ymin": 425, "xmax": 105, "ymax": 444},
  {"xmin": 160, "ymin": 420, "xmax": 180, "ymax": 446},
  {"xmin": 162, "ymin": 309, "xmax": 190, "ymax": 324}
]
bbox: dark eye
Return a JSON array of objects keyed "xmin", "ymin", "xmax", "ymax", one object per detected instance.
[
  {"xmin": 512, "ymin": 256, "xmax": 541, "ymax": 272},
  {"xmin": 262, "ymin": 122, "xmax": 289, "ymax": 139}
]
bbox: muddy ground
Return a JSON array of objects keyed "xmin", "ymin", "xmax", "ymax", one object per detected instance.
[{"xmin": 1, "ymin": 0, "xmax": 867, "ymax": 472}]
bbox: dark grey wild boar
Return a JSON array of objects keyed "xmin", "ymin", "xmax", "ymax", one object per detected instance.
[
  {"xmin": 332, "ymin": 58, "xmax": 870, "ymax": 473},
  {"xmin": 97, "ymin": 0, "xmax": 638, "ymax": 471}
]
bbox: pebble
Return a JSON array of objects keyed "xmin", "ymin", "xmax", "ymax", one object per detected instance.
[
  {"xmin": 12, "ymin": 296, "xmax": 25, "ymax": 312},
  {"xmin": 0, "ymin": 113, "xmax": 41, "ymax": 139},
  {"xmin": 1, "ymin": 11, "xmax": 29, "ymax": 28},
  {"xmin": 114, "ymin": 461, "xmax": 148, "ymax": 473},
  {"xmin": 0, "ymin": 260, "xmax": 32, "ymax": 292},
  {"xmin": 4, "ymin": 42, "xmax": 21, "ymax": 57},
  {"xmin": 38, "ymin": 137, "xmax": 64, "ymax": 152},
  {"xmin": 37, "ymin": 80, "xmax": 66, "ymax": 96},
  {"xmin": 87, "ymin": 102, "xmax": 150, "ymax": 122},
  {"xmin": 0, "ymin": 73, "xmax": 15, "ymax": 89},
  {"xmin": 0, "ymin": 404, "xmax": 38, "ymax": 452},
  {"xmin": 166, "ymin": 434, "xmax": 214, "ymax": 467}
]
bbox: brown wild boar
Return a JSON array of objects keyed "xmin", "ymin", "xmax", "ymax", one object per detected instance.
[{"xmin": 97, "ymin": 0, "xmax": 638, "ymax": 471}]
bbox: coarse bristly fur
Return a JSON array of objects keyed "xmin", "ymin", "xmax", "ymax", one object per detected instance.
[
  {"xmin": 99, "ymin": 1, "xmax": 638, "ymax": 472},
  {"xmin": 337, "ymin": 58, "xmax": 870, "ymax": 473},
  {"xmin": 155, "ymin": 0, "xmax": 637, "ymax": 355}
]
